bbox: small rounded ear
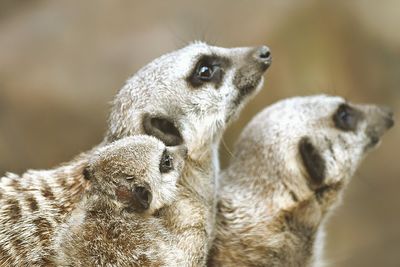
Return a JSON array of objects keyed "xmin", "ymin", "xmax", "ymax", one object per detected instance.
[
  {"xmin": 142, "ymin": 113, "xmax": 183, "ymax": 146},
  {"xmin": 82, "ymin": 166, "xmax": 93, "ymax": 180},
  {"xmin": 132, "ymin": 183, "xmax": 153, "ymax": 211},
  {"xmin": 298, "ymin": 136, "xmax": 326, "ymax": 187}
]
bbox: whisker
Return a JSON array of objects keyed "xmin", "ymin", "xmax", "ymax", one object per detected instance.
[{"xmin": 221, "ymin": 137, "xmax": 234, "ymax": 160}]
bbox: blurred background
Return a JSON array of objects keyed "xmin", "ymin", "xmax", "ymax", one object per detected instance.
[{"xmin": 0, "ymin": 0, "xmax": 399, "ymax": 266}]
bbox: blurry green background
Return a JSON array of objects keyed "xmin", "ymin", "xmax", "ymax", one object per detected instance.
[{"xmin": 0, "ymin": 1, "xmax": 399, "ymax": 266}]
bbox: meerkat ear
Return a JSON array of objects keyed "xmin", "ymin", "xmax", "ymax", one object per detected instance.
[
  {"xmin": 142, "ymin": 113, "xmax": 183, "ymax": 146},
  {"xmin": 132, "ymin": 183, "xmax": 153, "ymax": 211},
  {"xmin": 82, "ymin": 166, "xmax": 93, "ymax": 180},
  {"xmin": 298, "ymin": 136, "xmax": 326, "ymax": 187}
]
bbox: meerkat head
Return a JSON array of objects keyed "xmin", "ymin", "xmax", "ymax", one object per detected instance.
[
  {"xmin": 233, "ymin": 95, "xmax": 394, "ymax": 213},
  {"xmin": 106, "ymin": 42, "xmax": 271, "ymax": 160},
  {"xmin": 83, "ymin": 135, "xmax": 187, "ymax": 214}
]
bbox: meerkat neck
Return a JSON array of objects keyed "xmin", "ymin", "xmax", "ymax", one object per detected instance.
[
  {"xmin": 180, "ymin": 153, "xmax": 215, "ymax": 202},
  {"xmin": 216, "ymin": 168, "xmax": 324, "ymax": 266}
]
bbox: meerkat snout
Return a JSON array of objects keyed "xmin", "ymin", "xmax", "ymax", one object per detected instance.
[
  {"xmin": 348, "ymin": 104, "xmax": 394, "ymax": 132},
  {"xmin": 131, "ymin": 183, "xmax": 152, "ymax": 211},
  {"xmin": 363, "ymin": 105, "xmax": 394, "ymax": 147},
  {"xmin": 232, "ymin": 46, "xmax": 271, "ymax": 106},
  {"xmin": 383, "ymin": 107, "xmax": 395, "ymax": 128},
  {"xmin": 252, "ymin": 45, "xmax": 272, "ymax": 68}
]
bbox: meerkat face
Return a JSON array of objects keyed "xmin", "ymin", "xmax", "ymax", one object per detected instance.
[
  {"xmin": 236, "ymin": 95, "xmax": 394, "ymax": 207},
  {"xmin": 107, "ymin": 42, "xmax": 271, "ymax": 159},
  {"xmin": 83, "ymin": 135, "xmax": 187, "ymax": 214}
]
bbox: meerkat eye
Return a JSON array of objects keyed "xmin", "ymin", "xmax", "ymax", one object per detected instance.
[
  {"xmin": 333, "ymin": 103, "xmax": 361, "ymax": 131},
  {"xmin": 338, "ymin": 106, "xmax": 352, "ymax": 123},
  {"xmin": 160, "ymin": 149, "xmax": 174, "ymax": 173},
  {"xmin": 187, "ymin": 55, "xmax": 229, "ymax": 88},
  {"xmin": 197, "ymin": 64, "xmax": 215, "ymax": 80}
]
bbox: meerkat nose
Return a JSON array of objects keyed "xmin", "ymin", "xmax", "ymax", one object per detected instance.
[
  {"xmin": 380, "ymin": 106, "xmax": 395, "ymax": 128},
  {"xmin": 385, "ymin": 113, "xmax": 394, "ymax": 128},
  {"xmin": 253, "ymin": 45, "xmax": 272, "ymax": 68}
]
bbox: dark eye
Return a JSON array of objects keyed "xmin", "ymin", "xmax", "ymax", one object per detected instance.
[
  {"xmin": 338, "ymin": 107, "xmax": 351, "ymax": 123},
  {"xmin": 333, "ymin": 103, "xmax": 361, "ymax": 131},
  {"xmin": 187, "ymin": 55, "xmax": 228, "ymax": 88},
  {"xmin": 197, "ymin": 64, "xmax": 215, "ymax": 80},
  {"xmin": 159, "ymin": 149, "xmax": 173, "ymax": 173}
]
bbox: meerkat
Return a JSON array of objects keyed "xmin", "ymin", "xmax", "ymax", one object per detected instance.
[
  {"xmin": 53, "ymin": 135, "xmax": 187, "ymax": 266},
  {"xmin": 0, "ymin": 42, "xmax": 271, "ymax": 266},
  {"xmin": 208, "ymin": 95, "xmax": 394, "ymax": 267}
]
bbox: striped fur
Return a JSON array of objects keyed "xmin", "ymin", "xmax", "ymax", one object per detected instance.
[{"xmin": 0, "ymin": 153, "xmax": 89, "ymax": 266}]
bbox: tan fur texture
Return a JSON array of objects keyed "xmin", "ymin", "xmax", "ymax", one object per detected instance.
[
  {"xmin": 0, "ymin": 153, "xmax": 90, "ymax": 266},
  {"xmin": 104, "ymin": 42, "xmax": 270, "ymax": 265},
  {"xmin": 54, "ymin": 135, "xmax": 187, "ymax": 266},
  {"xmin": 208, "ymin": 95, "xmax": 394, "ymax": 267},
  {"xmin": 0, "ymin": 42, "xmax": 271, "ymax": 266}
]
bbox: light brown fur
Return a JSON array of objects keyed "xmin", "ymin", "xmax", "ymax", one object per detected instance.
[
  {"xmin": 0, "ymin": 42, "xmax": 271, "ymax": 266},
  {"xmin": 0, "ymin": 153, "xmax": 89, "ymax": 266},
  {"xmin": 54, "ymin": 135, "xmax": 187, "ymax": 266},
  {"xmin": 208, "ymin": 95, "xmax": 394, "ymax": 267}
]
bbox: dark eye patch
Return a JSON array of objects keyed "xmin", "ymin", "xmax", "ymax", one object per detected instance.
[
  {"xmin": 83, "ymin": 166, "xmax": 92, "ymax": 180},
  {"xmin": 159, "ymin": 149, "xmax": 174, "ymax": 173},
  {"xmin": 186, "ymin": 54, "xmax": 231, "ymax": 89},
  {"xmin": 333, "ymin": 103, "xmax": 363, "ymax": 131},
  {"xmin": 299, "ymin": 137, "xmax": 326, "ymax": 188}
]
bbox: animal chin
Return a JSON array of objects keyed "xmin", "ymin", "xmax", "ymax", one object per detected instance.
[
  {"xmin": 233, "ymin": 75, "xmax": 264, "ymax": 107},
  {"xmin": 239, "ymin": 83, "xmax": 258, "ymax": 98},
  {"xmin": 223, "ymin": 79, "xmax": 262, "ymax": 125}
]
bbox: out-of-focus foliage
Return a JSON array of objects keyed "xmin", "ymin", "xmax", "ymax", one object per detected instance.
[{"xmin": 0, "ymin": 1, "xmax": 399, "ymax": 266}]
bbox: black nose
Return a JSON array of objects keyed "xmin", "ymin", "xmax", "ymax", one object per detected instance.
[
  {"xmin": 380, "ymin": 106, "xmax": 395, "ymax": 128},
  {"xmin": 254, "ymin": 46, "xmax": 271, "ymax": 61},
  {"xmin": 258, "ymin": 46, "xmax": 271, "ymax": 59},
  {"xmin": 385, "ymin": 114, "xmax": 395, "ymax": 128},
  {"xmin": 253, "ymin": 46, "xmax": 271, "ymax": 70}
]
